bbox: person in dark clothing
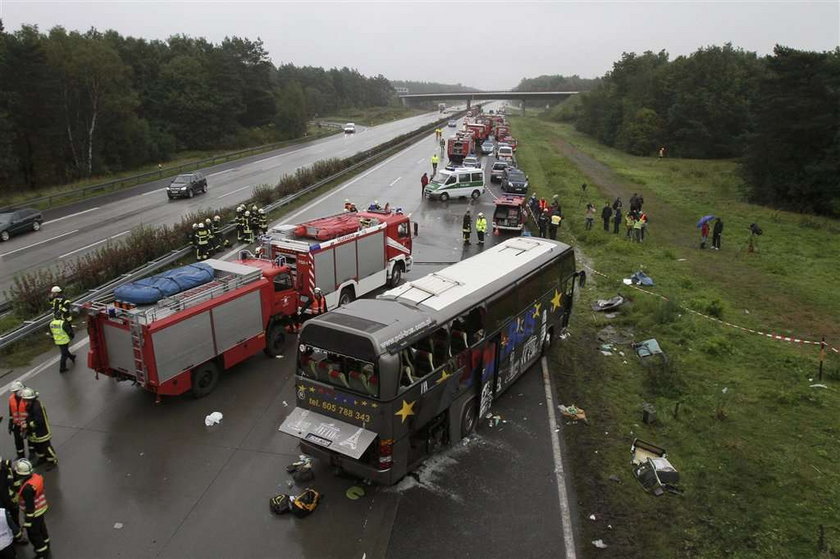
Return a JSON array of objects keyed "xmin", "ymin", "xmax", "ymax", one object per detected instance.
[
  {"xmin": 548, "ymin": 211, "xmax": 561, "ymax": 240},
  {"xmin": 612, "ymin": 197, "xmax": 623, "ymax": 212},
  {"xmin": 48, "ymin": 317, "xmax": 75, "ymax": 374},
  {"xmin": 20, "ymin": 390, "xmax": 57, "ymax": 470},
  {"xmin": 712, "ymin": 218, "xmax": 724, "ymax": 250},
  {"xmin": 629, "ymin": 193, "xmax": 639, "ymax": 213},
  {"xmin": 537, "ymin": 210, "xmax": 549, "ymax": 238},
  {"xmin": 0, "ymin": 458, "xmax": 25, "ymax": 548},
  {"xmin": 528, "ymin": 194, "xmax": 539, "ymax": 217},
  {"xmin": 601, "ymin": 203, "xmax": 612, "ymax": 232},
  {"xmin": 14, "ymin": 459, "xmax": 48, "ymax": 559},
  {"xmin": 613, "ymin": 207, "xmax": 622, "ymax": 234},
  {"xmin": 637, "ymin": 194, "xmax": 645, "ymax": 211},
  {"xmin": 462, "ymin": 211, "xmax": 472, "ymax": 244},
  {"xmin": 420, "ymin": 173, "xmax": 429, "ymax": 197}
]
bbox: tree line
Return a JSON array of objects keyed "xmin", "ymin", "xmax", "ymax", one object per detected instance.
[
  {"xmin": 556, "ymin": 44, "xmax": 839, "ymax": 216},
  {"xmin": 0, "ymin": 23, "xmax": 397, "ymax": 193}
]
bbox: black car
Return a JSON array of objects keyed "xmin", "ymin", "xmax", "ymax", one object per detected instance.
[
  {"xmin": 0, "ymin": 208, "xmax": 43, "ymax": 242},
  {"xmin": 167, "ymin": 172, "xmax": 207, "ymax": 199},
  {"xmin": 502, "ymin": 168, "xmax": 529, "ymax": 194}
]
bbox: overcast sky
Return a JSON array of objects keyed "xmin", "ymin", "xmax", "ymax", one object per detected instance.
[{"xmin": 2, "ymin": 1, "xmax": 838, "ymax": 90}]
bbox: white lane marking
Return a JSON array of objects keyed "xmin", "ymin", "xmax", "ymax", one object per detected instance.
[
  {"xmin": 540, "ymin": 356, "xmax": 577, "ymax": 558},
  {"xmin": 0, "ymin": 229, "xmax": 79, "ymax": 258},
  {"xmin": 207, "ymin": 169, "xmax": 234, "ymax": 177},
  {"xmin": 0, "ymin": 338, "xmax": 90, "ymax": 394},
  {"xmin": 142, "ymin": 188, "xmax": 166, "ymax": 197},
  {"xmin": 216, "ymin": 184, "xmax": 253, "ymax": 199},
  {"xmin": 59, "ymin": 238, "xmax": 108, "ymax": 259},
  {"xmin": 389, "ymin": 177, "xmax": 402, "ymax": 186},
  {"xmin": 110, "ymin": 230, "xmax": 130, "ymax": 240},
  {"xmin": 43, "ymin": 207, "xmax": 99, "ymax": 225},
  {"xmin": 417, "ymin": 158, "xmax": 425, "ymax": 165}
]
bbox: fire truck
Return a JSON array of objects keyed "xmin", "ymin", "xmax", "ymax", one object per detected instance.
[
  {"xmin": 82, "ymin": 258, "xmax": 299, "ymax": 400},
  {"xmin": 465, "ymin": 122, "xmax": 490, "ymax": 144},
  {"xmin": 262, "ymin": 207, "xmax": 413, "ymax": 312},
  {"xmin": 446, "ymin": 132, "xmax": 475, "ymax": 165}
]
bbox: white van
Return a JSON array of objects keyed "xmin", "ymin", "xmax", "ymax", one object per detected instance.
[
  {"xmin": 424, "ymin": 167, "xmax": 485, "ymax": 201},
  {"xmin": 496, "ymin": 145, "xmax": 514, "ymax": 160},
  {"xmin": 344, "ymin": 123, "xmax": 356, "ymax": 134}
]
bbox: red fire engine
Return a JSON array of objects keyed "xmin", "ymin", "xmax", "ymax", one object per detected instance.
[
  {"xmin": 83, "ymin": 258, "xmax": 299, "ymax": 399},
  {"xmin": 262, "ymin": 206, "xmax": 413, "ymax": 311},
  {"xmin": 465, "ymin": 122, "xmax": 490, "ymax": 144},
  {"xmin": 446, "ymin": 132, "xmax": 475, "ymax": 165}
]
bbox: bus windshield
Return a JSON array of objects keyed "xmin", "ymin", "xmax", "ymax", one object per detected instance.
[{"xmin": 299, "ymin": 345, "xmax": 379, "ymax": 398}]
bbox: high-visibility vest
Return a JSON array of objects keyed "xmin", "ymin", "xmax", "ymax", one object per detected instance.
[
  {"xmin": 196, "ymin": 229, "xmax": 209, "ymax": 246},
  {"xmin": 550, "ymin": 215, "xmax": 561, "ymax": 226},
  {"xmin": 311, "ymin": 294, "xmax": 326, "ymax": 314},
  {"xmin": 431, "ymin": 154, "xmax": 439, "ymax": 164},
  {"xmin": 18, "ymin": 474, "xmax": 48, "ymax": 517},
  {"xmin": 8, "ymin": 395, "xmax": 27, "ymax": 430},
  {"xmin": 49, "ymin": 319, "xmax": 70, "ymax": 345},
  {"xmin": 475, "ymin": 217, "xmax": 487, "ymax": 233}
]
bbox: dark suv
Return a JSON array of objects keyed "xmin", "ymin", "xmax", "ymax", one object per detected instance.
[
  {"xmin": 167, "ymin": 172, "xmax": 207, "ymax": 199},
  {"xmin": 502, "ymin": 168, "xmax": 529, "ymax": 194},
  {"xmin": 0, "ymin": 208, "xmax": 43, "ymax": 242}
]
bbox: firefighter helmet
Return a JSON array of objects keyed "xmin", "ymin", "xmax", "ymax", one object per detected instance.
[
  {"xmin": 258, "ymin": 209, "xmax": 265, "ymax": 215},
  {"xmin": 251, "ymin": 204, "xmax": 258, "ymax": 212},
  {"xmin": 478, "ymin": 212, "xmax": 484, "ymax": 217},
  {"xmin": 20, "ymin": 387, "xmax": 37, "ymax": 400},
  {"xmin": 50, "ymin": 286, "xmax": 62, "ymax": 294},
  {"xmin": 244, "ymin": 211, "xmax": 251, "ymax": 217},
  {"xmin": 192, "ymin": 222, "xmax": 199, "ymax": 230},
  {"xmin": 314, "ymin": 287, "xmax": 322, "ymax": 295},
  {"xmin": 213, "ymin": 215, "xmax": 221, "ymax": 222},
  {"xmin": 205, "ymin": 218, "xmax": 212, "ymax": 225},
  {"xmin": 198, "ymin": 222, "xmax": 205, "ymax": 229},
  {"xmin": 13, "ymin": 459, "xmax": 33, "ymax": 477},
  {"xmin": 10, "ymin": 381, "xmax": 23, "ymax": 393}
]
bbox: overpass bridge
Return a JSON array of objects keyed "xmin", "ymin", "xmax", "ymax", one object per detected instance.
[{"xmin": 398, "ymin": 90, "xmax": 578, "ymax": 111}]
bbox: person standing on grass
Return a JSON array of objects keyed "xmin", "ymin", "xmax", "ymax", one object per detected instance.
[
  {"xmin": 712, "ymin": 218, "xmax": 724, "ymax": 250},
  {"xmin": 634, "ymin": 213, "xmax": 645, "ymax": 242},
  {"xmin": 585, "ymin": 203, "xmax": 595, "ymax": 230},
  {"xmin": 612, "ymin": 206, "xmax": 622, "ymax": 234},
  {"xmin": 700, "ymin": 221, "xmax": 710, "ymax": 249},
  {"xmin": 601, "ymin": 202, "xmax": 612, "ymax": 232},
  {"xmin": 625, "ymin": 211, "xmax": 636, "ymax": 239}
]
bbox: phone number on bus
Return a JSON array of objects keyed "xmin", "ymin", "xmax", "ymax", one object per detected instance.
[{"xmin": 308, "ymin": 397, "xmax": 372, "ymax": 424}]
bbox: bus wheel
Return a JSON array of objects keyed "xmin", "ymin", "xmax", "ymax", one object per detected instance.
[
  {"xmin": 264, "ymin": 323, "xmax": 286, "ymax": 357},
  {"xmin": 339, "ymin": 287, "xmax": 355, "ymax": 306},
  {"xmin": 191, "ymin": 362, "xmax": 220, "ymax": 398},
  {"xmin": 460, "ymin": 398, "xmax": 478, "ymax": 438},
  {"xmin": 389, "ymin": 263, "xmax": 403, "ymax": 287}
]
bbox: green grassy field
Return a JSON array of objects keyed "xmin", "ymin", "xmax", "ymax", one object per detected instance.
[
  {"xmin": 511, "ymin": 116, "xmax": 840, "ymax": 557},
  {"xmin": 320, "ymin": 106, "xmax": 427, "ymax": 127}
]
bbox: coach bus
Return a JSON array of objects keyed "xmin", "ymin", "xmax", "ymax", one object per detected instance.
[{"xmin": 279, "ymin": 237, "xmax": 584, "ymax": 484}]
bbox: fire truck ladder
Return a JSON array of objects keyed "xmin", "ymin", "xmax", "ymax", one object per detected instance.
[{"xmin": 129, "ymin": 320, "xmax": 147, "ymax": 385}]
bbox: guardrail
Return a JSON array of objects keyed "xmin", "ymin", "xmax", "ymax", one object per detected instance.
[{"xmin": 0, "ymin": 110, "xmax": 468, "ymax": 351}]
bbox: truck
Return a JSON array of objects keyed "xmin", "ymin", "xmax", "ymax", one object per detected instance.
[
  {"xmin": 261, "ymin": 207, "xmax": 413, "ymax": 311},
  {"xmin": 465, "ymin": 122, "xmax": 490, "ymax": 144},
  {"xmin": 438, "ymin": 103, "xmax": 446, "ymax": 113},
  {"xmin": 446, "ymin": 132, "xmax": 475, "ymax": 165},
  {"xmin": 492, "ymin": 195, "xmax": 527, "ymax": 233},
  {"xmin": 82, "ymin": 258, "xmax": 299, "ymax": 400}
]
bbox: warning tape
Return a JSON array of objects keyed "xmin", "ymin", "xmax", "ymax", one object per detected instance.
[{"xmin": 582, "ymin": 264, "xmax": 840, "ymax": 355}]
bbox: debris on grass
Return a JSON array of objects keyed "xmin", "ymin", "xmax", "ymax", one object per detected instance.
[
  {"xmin": 592, "ymin": 295, "xmax": 625, "ymax": 312},
  {"xmin": 592, "ymin": 539, "xmax": 608, "ymax": 549},
  {"xmin": 559, "ymin": 404, "xmax": 588, "ymax": 423}
]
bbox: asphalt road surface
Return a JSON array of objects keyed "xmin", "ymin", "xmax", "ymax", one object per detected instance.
[
  {"xmin": 0, "ymin": 105, "xmax": 577, "ymax": 559},
  {"xmin": 0, "ymin": 109, "xmax": 454, "ymax": 296}
]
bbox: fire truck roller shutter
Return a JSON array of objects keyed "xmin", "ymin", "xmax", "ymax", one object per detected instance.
[
  {"xmin": 334, "ymin": 240, "xmax": 357, "ymax": 286},
  {"xmin": 102, "ymin": 322, "xmax": 136, "ymax": 374},
  {"xmin": 210, "ymin": 289, "xmax": 263, "ymax": 353},
  {"xmin": 357, "ymin": 231, "xmax": 386, "ymax": 278},
  {"xmin": 152, "ymin": 312, "xmax": 215, "ymax": 384},
  {"xmin": 313, "ymin": 250, "xmax": 337, "ymax": 294}
]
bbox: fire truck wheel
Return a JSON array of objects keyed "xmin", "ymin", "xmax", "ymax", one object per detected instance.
[
  {"xmin": 460, "ymin": 398, "xmax": 478, "ymax": 438},
  {"xmin": 439, "ymin": 192, "xmax": 449, "ymax": 202},
  {"xmin": 389, "ymin": 263, "xmax": 403, "ymax": 288},
  {"xmin": 338, "ymin": 288, "xmax": 355, "ymax": 307},
  {"xmin": 264, "ymin": 324, "xmax": 286, "ymax": 357},
  {"xmin": 191, "ymin": 362, "xmax": 220, "ymax": 398}
]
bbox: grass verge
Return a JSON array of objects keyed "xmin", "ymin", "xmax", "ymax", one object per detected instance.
[
  {"xmin": 512, "ymin": 116, "xmax": 840, "ymax": 557},
  {"xmin": 321, "ymin": 106, "xmax": 427, "ymax": 127}
]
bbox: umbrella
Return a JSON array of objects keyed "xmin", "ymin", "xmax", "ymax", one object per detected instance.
[{"xmin": 696, "ymin": 215, "xmax": 715, "ymax": 228}]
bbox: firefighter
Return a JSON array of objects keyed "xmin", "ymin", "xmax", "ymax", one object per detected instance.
[
  {"xmin": 242, "ymin": 211, "xmax": 254, "ymax": 243},
  {"xmin": 439, "ymin": 137, "xmax": 445, "ymax": 156},
  {"xmin": 20, "ymin": 390, "xmax": 56, "ymax": 470},
  {"xmin": 549, "ymin": 211, "xmax": 562, "ymax": 240},
  {"xmin": 195, "ymin": 222, "xmax": 210, "ymax": 260},
  {"xmin": 8, "ymin": 382, "xmax": 28, "ymax": 459},
  {"xmin": 462, "ymin": 210, "xmax": 472, "ymax": 244},
  {"xmin": 190, "ymin": 223, "xmax": 199, "ymax": 253},
  {"xmin": 204, "ymin": 218, "xmax": 215, "ymax": 253},
  {"xmin": 310, "ymin": 287, "xmax": 327, "ymax": 315},
  {"xmin": 14, "ymin": 459, "xmax": 49, "ymax": 558},
  {"xmin": 475, "ymin": 212, "xmax": 487, "ymax": 245},
  {"xmin": 48, "ymin": 314, "xmax": 75, "ymax": 374},
  {"xmin": 48, "ymin": 287, "xmax": 70, "ymax": 321},
  {"xmin": 0, "ymin": 455, "xmax": 25, "ymax": 547},
  {"xmin": 431, "ymin": 153, "xmax": 439, "ymax": 175},
  {"xmin": 212, "ymin": 215, "xmax": 225, "ymax": 250},
  {"xmin": 538, "ymin": 209, "xmax": 550, "ymax": 238},
  {"xmin": 235, "ymin": 208, "xmax": 246, "ymax": 242},
  {"xmin": 344, "ymin": 199, "xmax": 353, "ymax": 212},
  {"xmin": 247, "ymin": 209, "xmax": 260, "ymax": 238},
  {"xmin": 257, "ymin": 209, "xmax": 267, "ymax": 236}
]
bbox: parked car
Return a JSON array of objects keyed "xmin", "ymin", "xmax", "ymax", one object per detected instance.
[
  {"xmin": 447, "ymin": 119, "xmax": 457, "ymax": 127},
  {"xmin": 344, "ymin": 122, "xmax": 356, "ymax": 133},
  {"xmin": 167, "ymin": 172, "xmax": 207, "ymax": 199},
  {"xmin": 481, "ymin": 139, "xmax": 495, "ymax": 155},
  {"xmin": 0, "ymin": 208, "xmax": 43, "ymax": 242},
  {"xmin": 490, "ymin": 161, "xmax": 510, "ymax": 183},
  {"xmin": 496, "ymin": 144, "xmax": 514, "ymax": 161},
  {"xmin": 462, "ymin": 155, "xmax": 481, "ymax": 168},
  {"xmin": 501, "ymin": 168, "xmax": 529, "ymax": 194}
]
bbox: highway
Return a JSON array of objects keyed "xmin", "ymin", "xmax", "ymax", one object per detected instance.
[
  {"xmin": 0, "ymin": 110, "xmax": 453, "ymax": 296},
  {"xmin": 0, "ymin": 105, "xmax": 577, "ymax": 558}
]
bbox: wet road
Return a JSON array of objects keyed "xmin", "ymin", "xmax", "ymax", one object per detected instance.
[
  {"xmin": 1, "ymin": 105, "xmax": 577, "ymax": 558},
  {"xmin": 0, "ymin": 110, "xmax": 454, "ymax": 296}
]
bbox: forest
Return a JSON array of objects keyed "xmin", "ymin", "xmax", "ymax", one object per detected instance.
[
  {"xmin": 0, "ymin": 23, "xmax": 397, "ymax": 192},
  {"xmin": 560, "ymin": 44, "xmax": 839, "ymax": 216}
]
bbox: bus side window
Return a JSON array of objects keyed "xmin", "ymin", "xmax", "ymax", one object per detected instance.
[
  {"xmin": 450, "ymin": 320, "xmax": 469, "ymax": 354},
  {"xmin": 431, "ymin": 328, "xmax": 450, "ymax": 363}
]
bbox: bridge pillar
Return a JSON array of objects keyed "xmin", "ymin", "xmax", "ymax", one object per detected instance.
[
  {"xmin": 521, "ymin": 102, "xmax": 526, "ymax": 116},
  {"xmin": 466, "ymin": 98, "xmax": 471, "ymax": 110},
  {"xmin": 400, "ymin": 97, "xmax": 409, "ymax": 108}
]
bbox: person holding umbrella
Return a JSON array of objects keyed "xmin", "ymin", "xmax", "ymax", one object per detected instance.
[{"xmin": 697, "ymin": 215, "xmax": 715, "ymax": 249}]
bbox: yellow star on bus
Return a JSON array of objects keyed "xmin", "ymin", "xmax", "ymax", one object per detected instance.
[
  {"xmin": 551, "ymin": 289, "xmax": 563, "ymax": 311},
  {"xmin": 436, "ymin": 370, "xmax": 452, "ymax": 385},
  {"xmin": 395, "ymin": 400, "xmax": 416, "ymax": 423},
  {"xmin": 532, "ymin": 302, "xmax": 542, "ymax": 319}
]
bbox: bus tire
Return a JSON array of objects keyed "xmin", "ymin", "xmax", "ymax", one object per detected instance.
[
  {"xmin": 191, "ymin": 361, "xmax": 220, "ymax": 398},
  {"xmin": 264, "ymin": 323, "xmax": 286, "ymax": 357},
  {"xmin": 339, "ymin": 287, "xmax": 355, "ymax": 306},
  {"xmin": 439, "ymin": 192, "xmax": 449, "ymax": 202},
  {"xmin": 460, "ymin": 398, "xmax": 478, "ymax": 438},
  {"xmin": 389, "ymin": 262, "xmax": 404, "ymax": 287}
]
